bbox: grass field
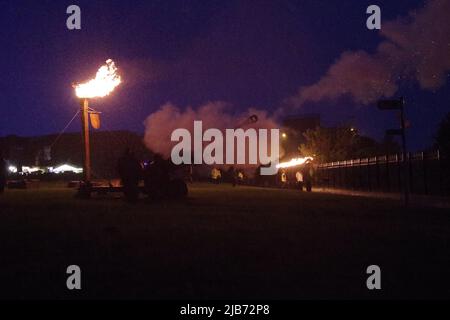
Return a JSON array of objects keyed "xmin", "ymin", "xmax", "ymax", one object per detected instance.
[{"xmin": 1, "ymin": 183, "xmax": 449, "ymax": 299}]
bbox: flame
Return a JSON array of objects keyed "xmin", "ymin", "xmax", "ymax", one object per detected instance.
[
  {"xmin": 276, "ymin": 157, "xmax": 313, "ymax": 169},
  {"xmin": 75, "ymin": 59, "xmax": 121, "ymax": 98}
]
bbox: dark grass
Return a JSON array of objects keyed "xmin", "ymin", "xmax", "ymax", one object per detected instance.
[{"xmin": 1, "ymin": 183, "xmax": 449, "ymax": 299}]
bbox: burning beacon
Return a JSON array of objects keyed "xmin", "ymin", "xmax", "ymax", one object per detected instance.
[{"xmin": 74, "ymin": 59, "xmax": 121, "ymax": 185}]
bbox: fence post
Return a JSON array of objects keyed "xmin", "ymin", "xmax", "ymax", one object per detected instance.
[
  {"xmin": 350, "ymin": 159, "xmax": 354, "ymax": 190},
  {"xmin": 386, "ymin": 155, "xmax": 390, "ymax": 192},
  {"xmin": 332, "ymin": 163, "xmax": 336, "ymax": 188},
  {"xmin": 335, "ymin": 162, "xmax": 338, "ymax": 188},
  {"xmin": 408, "ymin": 152, "xmax": 413, "ymax": 194},
  {"xmin": 422, "ymin": 151, "xmax": 428, "ymax": 195},
  {"xmin": 357, "ymin": 158, "xmax": 362, "ymax": 190},
  {"xmin": 396, "ymin": 153, "xmax": 401, "ymax": 192},
  {"xmin": 346, "ymin": 160, "xmax": 349, "ymax": 189},
  {"xmin": 375, "ymin": 156, "xmax": 380, "ymax": 191},
  {"xmin": 438, "ymin": 150, "xmax": 443, "ymax": 196},
  {"xmin": 328, "ymin": 164, "xmax": 331, "ymax": 189}
]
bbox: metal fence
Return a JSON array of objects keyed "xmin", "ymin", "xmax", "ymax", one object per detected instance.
[{"xmin": 315, "ymin": 150, "xmax": 450, "ymax": 196}]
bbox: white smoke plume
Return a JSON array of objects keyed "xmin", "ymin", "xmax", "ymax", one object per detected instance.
[
  {"xmin": 289, "ymin": 0, "xmax": 450, "ymax": 107},
  {"xmin": 144, "ymin": 101, "xmax": 280, "ymax": 160}
]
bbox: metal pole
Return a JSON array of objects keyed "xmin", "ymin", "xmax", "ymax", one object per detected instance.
[
  {"xmin": 422, "ymin": 151, "xmax": 428, "ymax": 195},
  {"xmin": 81, "ymin": 98, "xmax": 91, "ymax": 183},
  {"xmin": 400, "ymin": 98, "xmax": 409, "ymax": 207},
  {"xmin": 386, "ymin": 155, "xmax": 390, "ymax": 192},
  {"xmin": 408, "ymin": 152, "xmax": 413, "ymax": 194},
  {"xmin": 438, "ymin": 150, "xmax": 443, "ymax": 196}
]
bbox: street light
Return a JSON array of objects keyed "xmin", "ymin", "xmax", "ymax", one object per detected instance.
[
  {"xmin": 73, "ymin": 59, "xmax": 121, "ymax": 192},
  {"xmin": 377, "ymin": 97, "xmax": 409, "ymax": 207}
]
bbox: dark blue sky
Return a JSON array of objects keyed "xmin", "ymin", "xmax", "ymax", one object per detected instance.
[{"xmin": 1, "ymin": 0, "xmax": 449, "ymax": 151}]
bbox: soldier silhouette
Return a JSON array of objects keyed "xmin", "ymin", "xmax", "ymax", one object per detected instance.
[{"xmin": 117, "ymin": 148, "xmax": 142, "ymax": 202}]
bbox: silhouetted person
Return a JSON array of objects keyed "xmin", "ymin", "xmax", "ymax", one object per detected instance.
[
  {"xmin": 303, "ymin": 160, "xmax": 313, "ymax": 192},
  {"xmin": 211, "ymin": 167, "xmax": 222, "ymax": 184},
  {"xmin": 226, "ymin": 166, "xmax": 237, "ymax": 186},
  {"xmin": 144, "ymin": 154, "xmax": 170, "ymax": 201},
  {"xmin": 295, "ymin": 171, "xmax": 304, "ymax": 191},
  {"xmin": 186, "ymin": 164, "xmax": 193, "ymax": 183},
  {"xmin": 276, "ymin": 168, "xmax": 286, "ymax": 187},
  {"xmin": 254, "ymin": 165, "xmax": 262, "ymax": 186},
  {"xmin": 0, "ymin": 153, "xmax": 6, "ymax": 194},
  {"xmin": 237, "ymin": 170, "xmax": 244, "ymax": 185},
  {"xmin": 117, "ymin": 148, "xmax": 142, "ymax": 202}
]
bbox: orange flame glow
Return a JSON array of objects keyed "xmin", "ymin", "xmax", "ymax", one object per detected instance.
[
  {"xmin": 75, "ymin": 59, "xmax": 121, "ymax": 98},
  {"xmin": 276, "ymin": 157, "xmax": 313, "ymax": 169}
]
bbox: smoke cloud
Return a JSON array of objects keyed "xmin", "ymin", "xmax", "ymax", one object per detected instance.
[
  {"xmin": 289, "ymin": 0, "xmax": 450, "ymax": 107},
  {"xmin": 143, "ymin": 102, "xmax": 280, "ymax": 159}
]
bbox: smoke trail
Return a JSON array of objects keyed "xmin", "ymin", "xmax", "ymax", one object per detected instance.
[
  {"xmin": 289, "ymin": 0, "xmax": 450, "ymax": 107},
  {"xmin": 143, "ymin": 101, "xmax": 280, "ymax": 161}
]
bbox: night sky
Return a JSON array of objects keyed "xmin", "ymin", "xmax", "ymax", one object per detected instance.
[{"xmin": 1, "ymin": 0, "xmax": 449, "ymax": 151}]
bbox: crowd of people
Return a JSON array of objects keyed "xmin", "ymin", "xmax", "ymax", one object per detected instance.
[
  {"xmin": 0, "ymin": 148, "xmax": 314, "ymax": 199},
  {"xmin": 284, "ymin": 160, "xmax": 313, "ymax": 192},
  {"xmin": 210, "ymin": 166, "xmax": 246, "ymax": 186},
  {"xmin": 209, "ymin": 160, "xmax": 314, "ymax": 191}
]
